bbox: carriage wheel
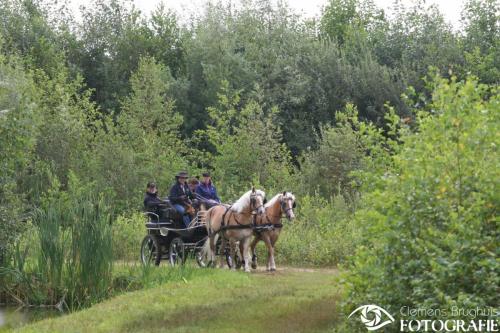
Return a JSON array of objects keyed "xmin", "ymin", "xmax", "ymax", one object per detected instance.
[
  {"xmin": 141, "ymin": 234, "xmax": 161, "ymax": 266},
  {"xmin": 169, "ymin": 237, "xmax": 186, "ymax": 266}
]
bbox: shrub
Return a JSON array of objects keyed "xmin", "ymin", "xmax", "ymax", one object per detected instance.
[
  {"xmin": 112, "ymin": 212, "xmax": 145, "ymax": 262},
  {"xmin": 343, "ymin": 76, "xmax": 499, "ymax": 330},
  {"xmin": 275, "ymin": 194, "xmax": 360, "ymax": 267}
]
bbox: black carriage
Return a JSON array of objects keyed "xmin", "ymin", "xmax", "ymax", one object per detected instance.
[{"xmin": 140, "ymin": 200, "xmax": 231, "ymax": 267}]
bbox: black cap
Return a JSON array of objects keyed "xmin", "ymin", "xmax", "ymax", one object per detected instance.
[
  {"xmin": 175, "ymin": 171, "xmax": 189, "ymax": 178},
  {"xmin": 202, "ymin": 171, "xmax": 211, "ymax": 177},
  {"xmin": 147, "ymin": 181, "xmax": 157, "ymax": 188}
]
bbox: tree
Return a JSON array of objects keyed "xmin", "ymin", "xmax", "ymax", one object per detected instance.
[
  {"xmin": 345, "ymin": 77, "xmax": 499, "ymax": 329},
  {"xmin": 0, "ymin": 50, "xmax": 38, "ymax": 262},
  {"xmin": 201, "ymin": 82, "xmax": 293, "ymax": 197},
  {"xmin": 88, "ymin": 56, "xmax": 187, "ymax": 208},
  {"xmin": 460, "ymin": 0, "xmax": 500, "ymax": 84}
]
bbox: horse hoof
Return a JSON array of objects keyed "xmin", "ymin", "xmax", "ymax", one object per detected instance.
[
  {"xmin": 270, "ymin": 268, "xmax": 276, "ymax": 272},
  {"xmin": 251, "ymin": 262, "xmax": 257, "ymax": 269}
]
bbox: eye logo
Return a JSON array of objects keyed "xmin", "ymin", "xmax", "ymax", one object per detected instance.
[{"xmin": 348, "ymin": 304, "xmax": 395, "ymax": 331}]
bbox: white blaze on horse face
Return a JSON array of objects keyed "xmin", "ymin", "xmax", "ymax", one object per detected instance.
[{"xmin": 285, "ymin": 192, "xmax": 296, "ymax": 220}]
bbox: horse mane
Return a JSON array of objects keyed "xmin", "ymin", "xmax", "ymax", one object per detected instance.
[
  {"xmin": 264, "ymin": 193, "xmax": 282, "ymax": 208},
  {"xmin": 231, "ymin": 189, "xmax": 266, "ymax": 213},
  {"xmin": 265, "ymin": 192, "xmax": 295, "ymax": 208}
]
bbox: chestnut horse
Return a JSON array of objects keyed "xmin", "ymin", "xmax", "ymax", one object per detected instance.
[
  {"xmin": 250, "ymin": 191, "xmax": 296, "ymax": 271},
  {"xmin": 203, "ymin": 188, "xmax": 265, "ymax": 272}
]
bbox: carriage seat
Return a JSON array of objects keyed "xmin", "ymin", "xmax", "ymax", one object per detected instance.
[{"xmin": 145, "ymin": 199, "xmax": 191, "ymax": 229}]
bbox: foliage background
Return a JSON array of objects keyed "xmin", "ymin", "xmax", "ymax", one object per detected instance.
[{"xmin": 0, "ymin": 0, "xmax": 498, "ymax": 322}]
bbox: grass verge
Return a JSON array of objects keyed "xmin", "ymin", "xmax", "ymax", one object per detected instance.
[{"xmin": 12, "ymin": 268, "xmax": 341, "ymax": 333}]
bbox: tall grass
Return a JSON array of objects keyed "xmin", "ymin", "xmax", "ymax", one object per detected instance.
[{"xmin": 1, "ymin": 174, "xmax": 113, "ymax": 310}]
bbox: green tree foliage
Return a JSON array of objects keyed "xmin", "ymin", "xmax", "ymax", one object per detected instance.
[
  {"xmin": 369, "ymin": 1, "xmax": 462, "ymax": 91},
  {"xmin": 0, "ymin": 49, "xmax": 38, "ymax": 260},
  {"xmin": 460, "ymin": 0, "xmax": 499, "ymax": 84},
  {"xmin": 75, "ymin": 0, "xmax": 184, "ymax": 112},
  {"xmin": 320, "ymin": 0, "xmax": 384, "ymax": 44},
  {"xmin": 201, "ymin": 82, "xmax": 293, "ymax": 197},
  {"xmin": 344, "ymin": 77, "xmax": 499, "ymax": 329},
  {"xmin": 0, "ymin": 0, "xmax": 70, "ymax": 78},
  {"xmin": 299, "ymin": 106, "xmax": 365, "ymax": 199},
  {"xmin": 0, "ymin": 0, "xmax": 498, "ymax": 311},
  {"xmin": 88, "ymin": 56, "xmax": 187, "ymax": 208}
]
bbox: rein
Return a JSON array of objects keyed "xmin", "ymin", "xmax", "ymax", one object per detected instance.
[{"xmin": 219, "ymin": 205, "xmax": 254, "ymax": 233}]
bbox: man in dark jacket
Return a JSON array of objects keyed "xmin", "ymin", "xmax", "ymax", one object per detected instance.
[
  {"xmin": 169, "ymin": 171, "xmax": 194, "ymax": 227},
  {"xmin": 143, "ymin": 182, "xmax": 168, "ymax": 218},
  {"xmin": 195, "ymin": 172, "xmax": 221, "ymax": 209}
]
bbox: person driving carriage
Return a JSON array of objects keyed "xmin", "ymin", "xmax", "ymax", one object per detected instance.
[
  {"xmin": 195, "ymin": 171, "xmax": 221, "ymax": 209},
  {"xmin": 143, "ymin": 182, "xmax": 169, "ymax": 218},
  {"xmin": 169, "ymin": 171, "xmax": 195, "ymax": 227}
]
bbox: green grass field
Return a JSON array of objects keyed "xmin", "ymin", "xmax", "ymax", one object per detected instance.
[{"xmin": 11, "ymin": 268, "xmax": 341, "ymax": 333}]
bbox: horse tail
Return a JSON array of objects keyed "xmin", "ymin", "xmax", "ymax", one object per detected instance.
[
  {"xmin": 204, "ymin": 207, "xmax": 214, "ymax": 234},
  {"xmin": 202, "ymin": 207, "xmax": 215, "ymax": 262}
]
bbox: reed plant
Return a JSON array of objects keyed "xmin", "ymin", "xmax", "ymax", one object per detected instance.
[{"xmin": 1, "ymin": 174, "xmax": 114, "ymax": 310}]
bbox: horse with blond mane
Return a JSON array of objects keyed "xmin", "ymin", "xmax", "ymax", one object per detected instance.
[
  {"xmin": 202, "ymin": 187, "xmax": 265, "ymax": 272},
  {"xmin": 250, "ymin": 191, "xmax": 296, "ymax": 271}
]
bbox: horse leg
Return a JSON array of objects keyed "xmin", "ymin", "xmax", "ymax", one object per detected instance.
[
  {"xmin": 250, "ymin": 234, "xmax": 259, "ymax": 269},
  {"xmin": 261, "ymin": 233, "xmax": 274, "ymax": 271},
  {"xmin": 219, "ymin": 234, "xmax": 227, "ymax": 269},
  {"xmin": 208, "ymin": 234, "xmax": 216, "ymax": 265},
  {"xmin": 230, "ymin": 239, "xmax": 238, "ymax": 271},
  {"xmin": 238, "ymin": 241, "xmax": 246, "ymax": 269},
  {"xmin": 269, "ymin": 232, "xmax": 279, "ymax": 271},
  {"xmin": 242, "ymin": 237, "xmax": 252, "ymax": 273}
]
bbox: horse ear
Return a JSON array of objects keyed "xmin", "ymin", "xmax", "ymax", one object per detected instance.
[
  {"xmin": 282, "ymin": 191, "xmax": 286, "ymax": 196},
  {"xmin": 252, "ymin": 186, "xmax": 255, "ymax": 193}
]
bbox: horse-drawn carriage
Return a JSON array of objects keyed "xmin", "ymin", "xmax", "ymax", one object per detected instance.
[
  {"xmin": 140, "ymin": 199, "xmax": 235, "ymax": 267},
  {"xmin": 140, "ymin": 188, "xmax": 296, "ymax": 272}
]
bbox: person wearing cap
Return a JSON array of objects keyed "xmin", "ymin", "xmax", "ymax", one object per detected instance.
[
  {"xmin": 169, "ymin": 171, "xmax": 194, "ymax": 227},
  {"xmin": 143, "ymin": 182, "xmax": 168, "ymax": 215},
  {"xmin": 195, "ymin": 172, "xmax": 221, "ymax": 208}
]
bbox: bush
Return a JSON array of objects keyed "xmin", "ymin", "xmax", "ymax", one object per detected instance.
[
  {"xmin": 275, "ymin": 194, "xmax": 360, "ymax": 267},
  {"xmin": 343, "ymin": 76, "xmax": 499, "ymax": 330},
  {"xmin": 112, "ymin": 212, "xmax": 145, "ymax": 262}
]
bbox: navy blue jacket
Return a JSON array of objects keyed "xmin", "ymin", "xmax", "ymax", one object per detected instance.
[
  {"xmin": 143, "ymin": 192, "xmax": 167, "ymax": 212},
  {"xmin": 169, "ymin": 181, "xmax": 194, "ymax": 205},
  {"xmin": 195, "ymin": 182, "xmax": 221, "ymax": 202}
]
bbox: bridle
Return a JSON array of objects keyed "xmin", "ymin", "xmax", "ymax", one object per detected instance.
[
  {"xmin": 280, "ymin": 195, "xmax": 295, "ymax": 216},
  {"xmin": 249, "ymin": 192, "xmax": 265, "ymax": 214}
]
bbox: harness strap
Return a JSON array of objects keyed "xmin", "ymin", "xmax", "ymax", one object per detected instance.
[
  {"xmin": 220, "ymin": 224, "xmax": 254, "ymax": 231},
  {"xmin": 221, "ymin": 205, "xmax": 231, "ymax": 228},
  {"xmin": 254, "ymin": 223, "xmax": 283, "ymax": 233}
]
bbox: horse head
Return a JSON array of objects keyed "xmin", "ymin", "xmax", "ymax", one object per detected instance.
[
  {"xmin": 281, "ymin": 191, "xmax": 296, "ymax": 220},
  {"xmin": 232, "ymin": 187, "xmax": 266, "ymax": 215},
  {"xmin": 250, "ymin": 188, "xmax": 266, "ymax": 215}
]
